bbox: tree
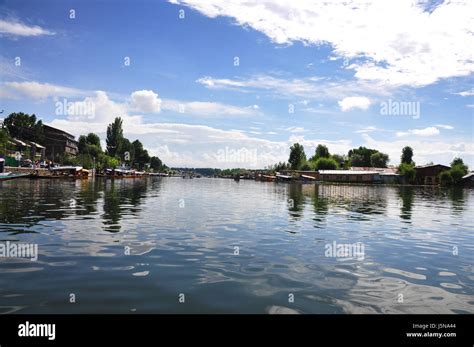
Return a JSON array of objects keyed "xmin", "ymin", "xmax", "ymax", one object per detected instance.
[
  {"xmin": 349, "ymin": 153, "xmax": 366, "ymax": 167},
  {"xmin": 150, "ymin": 156, "xmax": 163, "ymax": 171},
  {"xmin": 314, "ymin": 157, "xmax": 338, "ymax": 170},
  {"xmin": 370, "ymin": 152, "xmax": 389, "ymax": 168},
  {"xmin": 398, "ymin": 163, "xmax": 416, "ymax": 184},
  {"xmin": 86, "ymin": 133, "xmax": 101, "ymax": 149},
  {"xmin": 450, "ymin": 157, "xmax": 468, "ymax": 173},
  {"xmin": 401, "ymin": 146, "xmax": 414, "ymax": 165},
  {"xmin": 439, "ymin": 170, "xmax": 453, "ymax": 185},
  {"xmin": 310, "ymin": 144, "xmax": 330, "ymax": 161},
  {"xmin": 106, "ymin": 117, "xmax": 124, "ymax": 157},
  {"xmin": 348, "ymin": 146, "xmax": 378, "ymax": 167},
  {"xmin": 3, "ymin": 112, "xmax": 44, "ymax": 143},
  {"xmin": 78, "ymin": 135, "xmax": 88, "ymax": 153},
  {"xmin": 288, "ymin": 143, "xmax": 306, "ymax": 170}
]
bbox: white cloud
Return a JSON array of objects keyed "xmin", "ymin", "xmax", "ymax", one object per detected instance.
[
  {"xmin": 285, "ymin": 126, "xmax": 305, "ymax": 133},
  {"xmin": 361, "ymin": 133, "xmax": 474, "ymax": 167},
  {"xmin": 455, "ymin": 89, "xmax": 474, "ymax": 97},
  {"xmin": 177, "ymin": 0, "xmax": 474, "ymax": 87},
  {"xmin": 434, "ymin": 124, "xmax": 454, "ymax": 130},
  {"xmin": 338, "ymin": 96, "xmax": 371, "ymax": 111},
  {"xmin": 130, "ymin": 90, "xmax": 162, "ymax": 113},
  {"xmin": 1, "ymin": 81, "xmax": 85, "ymax": 99},
  {"xmin": 0, "ymin": 19, "xmax": 55, "ymax": 37},
  {"xmin": 396, "ymin": 126, "xmax": 440, "ymax": 137},
  {"xmin": 197, "ymin": 75, "xmax": 391, "ymax": 101},
  {"xmin": 162, "ymin": 99, "xmax": 259, "ymax": 117}
]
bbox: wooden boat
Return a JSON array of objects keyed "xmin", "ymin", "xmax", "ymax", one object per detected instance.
[
  {"xmin": 258, "ymin": 174, "xmax": 276, "ymax": 182},
  {"xmin": 103, "ymin": 168, "xmax": 146, "ymax": 178},
  {"xmin": 47, "ymin": 166, "xmax": 90, "ymax": 179},
  {"xmin": 276, "ymin": 173, "xmax": 293, "ymax": 182},
  {"xmin": 300, "ymin": 174, "xmax": 318, "ymax": 183},
  {"xmin": 0, "ymin": 172, "xmax": 30, "ymax": 181}
]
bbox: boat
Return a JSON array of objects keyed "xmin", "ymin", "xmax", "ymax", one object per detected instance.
[
  {"xmin": 300, "ymin": 174, "xmax": 318, "ymax": 183},
  {"xmin": 103, "ymin": 168, "xmax": 145, "ymax": 178},
  {"xmin": 0, "ymin": 158, "xmax": 31, "ymax": 180},
  {"xmin": 276, "ymin": 173, "xmax": 293, "ymax": 182},
  {"xmin": 257, "ymin": 174, "xmax": 276, "ymax": 182},
  {"xmin": 43, "ymin": 166, "xmax": 90, "ymax": 179},
  {"xmin": 0, "ymin": 172, "xmax": 30, "ymax": 181}
]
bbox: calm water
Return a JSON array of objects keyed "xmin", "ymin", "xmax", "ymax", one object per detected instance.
[{"xmin": 0, "ymin": 178, "xmax": 473, "ymax": 314}]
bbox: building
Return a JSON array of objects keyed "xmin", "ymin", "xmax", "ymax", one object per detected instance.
[
  {"xmin": 414, "ymin": 164, "xmax": 450, "ymax": 185},
  {"xmin": 43, "ymin": 125, "xmax": 78, "ymax": 160},
  {"xmin": 318, "ymin": 170, "xmax": 381, "ymax": 183},
  {"xmin": 462, "ymin": 172, "xmax": 474, "ymax": 187},
  {"xmin": 350, "ymin": 166, "xmax": 400, "ymax": 184}
]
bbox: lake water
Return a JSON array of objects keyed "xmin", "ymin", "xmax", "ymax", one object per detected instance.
[{"xmin": 0, "ymin": 178, "xmax": 473, "ymax": 314}]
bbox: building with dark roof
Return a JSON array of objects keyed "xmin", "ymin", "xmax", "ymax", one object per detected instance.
[{"xmin": 43, "ymin": 125, "xmax": 78, "ymax": 160}]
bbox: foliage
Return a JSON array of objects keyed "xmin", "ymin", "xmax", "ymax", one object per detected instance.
[
  {"xmin": 106, "ymin": 117, "xmax": 124, "ymax": 157},
  {"xmin": 439, "ymin": 170, "xmax": 454, "ymax": 185},
  {"xmin": 348, "ymin": 146, "xmax": 380, "ymax": 167},
  {"xmin": 370, "ymin": 152, "xmax": 389, "ymax": 168},
  {"xmin": 398, "ymin": 163, "xmax": 416, "ymax": 184},
  {"xmin": 3, "ymin": 112, "xmax": 44, "ymax": 144},
  {"xmin": 288, "ymin": 143, "xmax": 307, "ymax": 170},
  {"xmin": 401, "ymin": 146, "xmax": 414, "ymax": 164},
  {"xmin": 314, "ymin": 157, "xmax": 338, "ymax": 170}
]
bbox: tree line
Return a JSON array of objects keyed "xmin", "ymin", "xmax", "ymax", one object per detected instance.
[
  {"xmin": 0, "ymin": 113, "xmax": 166, "ymax": 172},
  {"xmin": 272, "ymin": 143, "xmax": 469, "ymax": 185}
]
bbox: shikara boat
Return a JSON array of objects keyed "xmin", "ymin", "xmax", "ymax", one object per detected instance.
[{"xmin": 0, "ymin": 172, "xmax": 31, "ymax": 181}]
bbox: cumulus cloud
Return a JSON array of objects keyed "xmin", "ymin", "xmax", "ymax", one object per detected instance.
[
  {"xmin": 130, "ymin": 90, "xmax": 162, "ymax": 113},
  {"xmin": 176, "ymin": 0, "xmax": 474, "ymax": 87},
  {"xmin": 338, "ymin": 96, "xmax": 371, "ymax": 111},
  {"xmin": 0, "ymin": 19, "xmax": 55, "ymax": 37}
]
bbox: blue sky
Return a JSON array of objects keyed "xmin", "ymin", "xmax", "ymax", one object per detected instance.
[{"xmin": 0, "ymin": 0, "xmax": 473, "ymax": 168}]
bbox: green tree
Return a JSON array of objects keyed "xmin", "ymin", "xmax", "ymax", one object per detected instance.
[
  {"xmin": 288, "ymin": 143, "xmax": 307, "ymax": 170},
  {"xmin": 401, "ymin": 146, "xmax": 414, "ymax": 165},
  {"xmin": 310, "ymin": 144, "xmax": 330, "ymax": 161},
  {"xmin": 439, "ymin": 170, "xmax": 453, "ymax": 185},
  {"xmin": 370, "ymin": 152, "xmax": 389, "ymax": 168},
  {"xmin": 106, "ymin": 117, "xmax": 124, "ymax": 157},
  {"xmin": 348, "ymin": 146, "xmax": 378, "ymax": 167},
  {"xmin": 398, "ymin": 163, "xmax": 416, "ymax": 184},
  {"xmin": 3, "ymin": 112, "xmax": 44, "ymax": 143},
  {"xmin": 86, "ymin": 133, "xmax": 101, "ymax": 149},
  {"xmin": 150, "ymin": 156, "xmax": 163, "ymax": 171},
  {"xmin": 314, "ymin": 157, "xmax": 338, "ymax": 170}
]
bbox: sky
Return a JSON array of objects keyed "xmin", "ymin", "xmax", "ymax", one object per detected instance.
[{"xmin": 0, "ymin": 0, "xmax": 473, "ymax": 169}]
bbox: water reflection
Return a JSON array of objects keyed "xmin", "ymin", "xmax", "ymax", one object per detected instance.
[
  {"xmin": 0, "ymin": 178, "xmax": 472, "ymax": 313},
  {"xmin": 398, "ymin": 186, "xmax": 414, "ymax": 221}
]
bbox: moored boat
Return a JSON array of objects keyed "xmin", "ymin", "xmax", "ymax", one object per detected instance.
[{"xmin": 0, "ymin": 172, "xmax": 31, "ymax": 181}]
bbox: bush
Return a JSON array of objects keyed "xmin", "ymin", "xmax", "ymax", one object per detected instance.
[
  {"xmin": 314, "ymin": 157, "xmax": 338, "ymax": 170},
  {"xmin": 398, "ymin": 163, "xmax": 416, "ymax": 184},
  {"xmin": 440, "ymin": 170, "xmax": 454, "ymax": 185}
]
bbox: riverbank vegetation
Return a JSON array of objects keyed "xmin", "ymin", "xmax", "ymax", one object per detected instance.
[{"xmin": 1, "ymin": 113, "xmax": 167, "ymax": 172}]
